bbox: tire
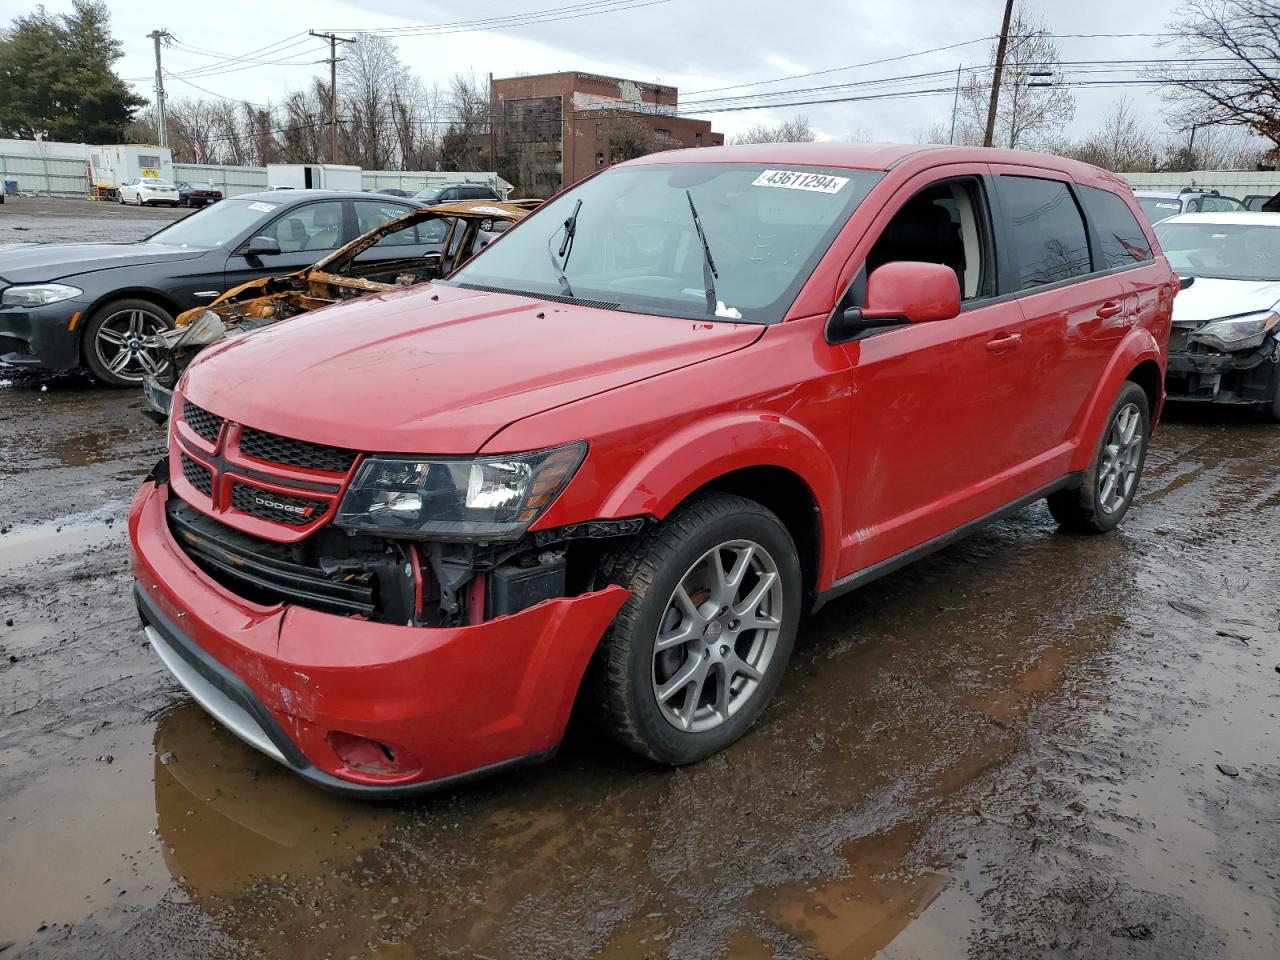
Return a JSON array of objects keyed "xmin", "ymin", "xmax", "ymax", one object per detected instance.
[
  {"xmin": 1048, "ymin": 381, "xmax": 1150, "ymax": 533},
  {"xmin": 591, "ymin": 493, "xmax": 802, "ymax": 765},
  {"xmin": 82, "ymin": 298, "xmax": 174, "ymax": 388},
  {"xmin": 1269, "ymin": 383, "xmax": 1280, "ymax": 423}
]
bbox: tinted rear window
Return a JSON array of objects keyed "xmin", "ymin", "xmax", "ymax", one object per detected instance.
[
  {"xmin": 999, "ymin": 176, "xmax": 1091, "ymax": 289},
  {"xmin": 1079, "ymin": 186, "xmax": 1152, "ymax": 269}
]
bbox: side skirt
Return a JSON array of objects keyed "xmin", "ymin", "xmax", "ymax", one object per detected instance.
[{"xmin": 811, "ymin": 473, "xmax": 1083, "ymax": 614}]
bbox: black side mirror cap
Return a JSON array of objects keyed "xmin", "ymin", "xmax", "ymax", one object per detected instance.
[
  {"xmin": 244, "ymin": 235, "xmax": 282, "ymax": 257},
  {"xmin": 1179, "ymin": 275, "xmax": 1195, "ymax": 291},
  {"xmin": 828, "ymin": 305, "xmax": 907, "ymax": 342}
]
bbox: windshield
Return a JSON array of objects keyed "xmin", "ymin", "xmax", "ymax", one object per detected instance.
[
  {"xmin": 1138, "ymin": 197, "xmax": 1182, "ymax": 223},
  {"xmin": 1155, "ymin": 221, "xmax": 1280, "ymax": 281},
  {"xmin": 147, "ymin": 198, "xmax": 280, "ymax": 248},
  {"xmin": 188, "ymin": 181, "xmax": 215, "ymax": 190},
  {"xmin": 414, "ymin": 187, "xmax": 444, "ymax": 202},
  {"xmin": 448, "ymin": 163, "xmax": 881, "ymax": 322}
]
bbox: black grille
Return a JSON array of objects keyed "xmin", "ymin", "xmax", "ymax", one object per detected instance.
[
  {"xmin": 231, "ymin": 483, "xmax": 327, "ymax": 526},
  {"xmin": 166, "ymin": 500, "xmax": 375, "ymax": 616},
  {"xmin": 239, "ymin": 427, "xmax": 358, "ymax": 474},
  {"xmin": 183, "ymin": 401, "xmax": 223, "ymax": 444},
  {"xmin": 180, "ymin": 454, "xmax": 213, "ymax": 496}
]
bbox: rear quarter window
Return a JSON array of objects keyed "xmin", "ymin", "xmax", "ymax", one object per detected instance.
[
  {"xmin": 1078, "ymin": 186, "xmax": 1152, "ymax": 269},
  {"xmin": 998, "ymin": 176, "xmax": 1092, "ymax": 290}
]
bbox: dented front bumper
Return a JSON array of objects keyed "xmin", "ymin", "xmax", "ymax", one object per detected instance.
[
  {"xmin": 129, "ymin": 478, "xmax": 628, "ymax": 796},
  {"xmin": 1165, "ymin": 336, "xmax": 1280, "ymax": 406}
]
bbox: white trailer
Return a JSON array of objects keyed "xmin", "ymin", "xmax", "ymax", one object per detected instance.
[
  {"xmin": 266, "ymin": 163, "xmax": 363, "ymax": 191},
  {"xmin": 89, "ymin": 145, "xmax": 175, "ymax": 196}
]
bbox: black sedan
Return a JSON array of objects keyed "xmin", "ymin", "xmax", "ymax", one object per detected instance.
[
  {"xmin": 177, "ymin": 181, "xmax": 224, "ymax": 207},
  {"xmin": 0, "ymin": 191, "xmax": 425, "ymax": 386}
]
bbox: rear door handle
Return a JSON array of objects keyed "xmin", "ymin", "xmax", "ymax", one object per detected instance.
[
  {"xmin": 1096, "ymin": 301, "xmax": 1123, "ymax": 319},
  {"xmin": 986, "ymin": 332, "xmax": 1023, "ymax": 353}
]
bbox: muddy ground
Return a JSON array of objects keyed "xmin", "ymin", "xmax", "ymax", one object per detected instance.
[{"xmin": 1, "ymin": 205, "xmax": 1278, "ymax": 959}]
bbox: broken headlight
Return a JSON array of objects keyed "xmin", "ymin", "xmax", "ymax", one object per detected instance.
[
  {"xmin": 334, "ymin": 442, "xmax": 586, "ymax": 541},
  {"xmin": 1190, "ymin": 310, "xmax": 1280, "ymax": 352}
]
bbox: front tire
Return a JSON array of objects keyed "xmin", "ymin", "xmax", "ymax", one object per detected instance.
[
  {"xmin": 82, "ymin": 298, "xmax": 174, "ymax": 388},
  {"xmin": 1048, "ymin": 381, "xmax": 1150, "ymax": 533},
  {"xmin": 592, "ymin": 494, "xmax": 801, "ymax": 765}
]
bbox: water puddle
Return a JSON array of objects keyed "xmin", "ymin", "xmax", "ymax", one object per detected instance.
[{"xmin": 0, "ymin": 509, "xmax": 122, "ymax": 575}]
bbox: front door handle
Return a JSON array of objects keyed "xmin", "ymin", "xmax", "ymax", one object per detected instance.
[
  {"xmin": 1096, "ymin": 300, "xmax": 1123, "ymax": 319},
  {"xmin": 986, "ymin": 332, "xmax": 1023, "ymax": 353}
]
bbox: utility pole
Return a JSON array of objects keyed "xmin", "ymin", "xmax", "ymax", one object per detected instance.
[
  {"xmin": 310, "ymin": 30, "xmax": 355, "ymax": 162},
  {"xmin": 949, "ymin": 64, "xmax": 962, "ymax": 144},
  {"xmin": 983, "ymin": 0, "xmax": 1015, "ymax": 148},
  {"xmin": 147, "ymin": 29, "xmax": 173, "ymax": 148}
]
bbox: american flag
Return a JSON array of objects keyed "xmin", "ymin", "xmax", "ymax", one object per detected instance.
[{"xmin": 192, "ymin": 130, "xmax": 204, "ymax": 164}]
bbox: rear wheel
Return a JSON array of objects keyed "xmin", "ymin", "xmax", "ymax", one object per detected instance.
[
  {"xmin": 1048, "ymin": 381, "xmax": 1150, "ymax": 533},
  {"xmin": 592, "ymin": 494, "xmax": 801, "ymax": 764},
  {"xmin": 82, "ymin": 298, "xmax": 174, "ymax": 387}
]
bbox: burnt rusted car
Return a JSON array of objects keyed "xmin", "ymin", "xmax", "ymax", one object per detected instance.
[{"xmin": 143, "ymin": 199, "xmax": 538, "ymax": 417}]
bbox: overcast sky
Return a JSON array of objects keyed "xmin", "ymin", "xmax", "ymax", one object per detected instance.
[{"xmin": 3, "ymin": 0, "xmax": 1191, "ymax": 145}]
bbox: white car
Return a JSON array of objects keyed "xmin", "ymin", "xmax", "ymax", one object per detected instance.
[
  {"xmin": 1154, "ymin": 211, "xmax": 1280, "ymax": 418},
  {"xmin": 117, "ymin": 177, "xmax": 180, "ymax": 207}
]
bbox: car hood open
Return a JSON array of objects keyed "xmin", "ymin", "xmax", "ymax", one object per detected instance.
[
  {"xmin": 181, "ymin": 283, "xmax": 763, "ymax": 454},
  {"xmin": 1172, "ymin": 276, "xmax": 1280, "ymax": 325},
  {"xmin": 0, "ymin": 241, "xmax": 207, "ymax": 285}
]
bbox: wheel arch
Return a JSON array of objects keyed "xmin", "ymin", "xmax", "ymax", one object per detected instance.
[
  {"xmin": 1068, "ymin": 329, "xmax": 1164, "ymax": 473},
  {"xmin": 593, "ymin": 412, "xmax": 843, "ymax": 597}
]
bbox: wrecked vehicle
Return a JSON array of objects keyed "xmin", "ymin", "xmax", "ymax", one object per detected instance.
[
  {"xmin": 1155, "ymin": 212, "xmax": 1280, "ymax": 419},
  {"xmin": 129, "ymin": 144, "xmax": 1175, "ymax": 796},
  {"xmin": 145, "ymin": 199, "xmax": 539, "ymax": 413}
]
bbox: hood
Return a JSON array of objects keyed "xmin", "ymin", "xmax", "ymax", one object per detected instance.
[
  {"xmin": 182, "ymin": 283, "xmax": 763, "ymax": 454},
  {"xmin": 0, "ymin": 241, "xmax": 206, "ymax": 284},
  {"xmin": 1172, "ymin": 276, "xmax": 1280, "ymax": 326}
]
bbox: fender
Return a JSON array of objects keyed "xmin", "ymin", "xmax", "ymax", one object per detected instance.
[
  {"xmin": 1068, "ymin": 325, "xmax": 1163, "ymax": 473},
  {"xmin": 597, "ymin": 411, "xmax": 844, "ymax": 590}
]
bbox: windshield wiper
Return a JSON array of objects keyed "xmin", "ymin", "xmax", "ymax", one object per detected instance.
[
  {"xmin": 685, "ymin": 190, "xmax": 719, "ymax": 316},
  {"xmin": 546, "ymin": 198, "xmax": 582, "ymax": 299}
]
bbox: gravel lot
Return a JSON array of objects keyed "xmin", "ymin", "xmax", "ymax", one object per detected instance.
[{"xmin": 0, "ymin": 200, "xmax": 1277, "ymax": 960}]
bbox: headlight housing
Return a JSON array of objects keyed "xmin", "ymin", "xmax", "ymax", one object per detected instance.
[
  {"xmin": 1190, "ymin": 310, "xmax": 1280, "ymax": 352},
  {"xmin": 335, "ymin": 442, "xmax": 587, "ymax": 541},
  {"xmin": 1, "ymin": 283, "xmax": 82, "ymax": 307}
]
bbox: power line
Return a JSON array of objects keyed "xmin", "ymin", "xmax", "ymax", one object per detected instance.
[{"xmin": 320, "ymin": 0, "xmax": 671, "ymax": 36}]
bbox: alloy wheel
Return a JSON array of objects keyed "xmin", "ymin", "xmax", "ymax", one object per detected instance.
[
  {"xmin": 651, "ymin": 539, "xmax": 783, "ymax": 733},
  {"xmin": 92, "ymin": 308, "xmax": 170, "ymax": 384},
  {"xmin": 1098, "ymin": 401, "xmax": 1143, "ymax": 514}
]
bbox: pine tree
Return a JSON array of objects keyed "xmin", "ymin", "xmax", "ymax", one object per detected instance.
[{"xmin": 0, "ymin": 1, "xmax": 145, "ymax": 142}]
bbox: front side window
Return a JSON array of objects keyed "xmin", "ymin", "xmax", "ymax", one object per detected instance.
[
  {"xmin": 1079, "ymin": 186, "xmax": 1152, "ymax": 269},
  {"xmin": 449, "ymin": 162, "xmax": 882, "ymax": 323},
  {"xmin": 999, "ymin": 176, "xmax": 1091, "ymax": 289},
  {"xmin": 258, "ymin": 200, "xmax": 346, "ymax": 253},
  {"xmin": 354, "ymin": 200, "xmax": 419, "ymax": 246},
  {"xmin": 1154, "ymin": 221, "xmax": 1280, "ymax": 281}
]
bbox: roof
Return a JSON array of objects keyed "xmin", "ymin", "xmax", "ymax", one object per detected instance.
[
  {"xmin": 624, "ymin": 142, "xmax": 1120, "ymax": 182},
  {"xmin": 231, "ymin": 190, "xmax": 417, "ymax": 204},
  {"xmin": 1158, "ymin": 211, "xmax": 1280, "ymax": 226}
]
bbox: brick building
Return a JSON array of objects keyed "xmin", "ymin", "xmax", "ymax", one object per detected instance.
[{"xmin": 489, "ymin": 71, "xmax": 724, "ymax": 197}]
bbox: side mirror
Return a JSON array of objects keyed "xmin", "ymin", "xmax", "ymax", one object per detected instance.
[
  {"xmin": 832, "ymin": 261, "xmax": 961, "ymax": 340},
  {"xmin": 1179, "ymin": 275, "xmax": 1195, "ymax": 291},
  {"xmin": 244, "ymin": 235, "xmax": 282, "ymax": 257}
]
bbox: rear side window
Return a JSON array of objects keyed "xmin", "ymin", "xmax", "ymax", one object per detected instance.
[
  {"xmin": 999, "ymin": 176, "xmax": 1091, "ymax": 289},
  {"xmin": 1078, "ymin": 186, "xmax": 1152, "ymax": 269}
]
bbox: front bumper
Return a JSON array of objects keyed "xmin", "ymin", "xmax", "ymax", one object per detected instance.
[
  {"xmin": 129, "ymin": 479, "xmax": 628, "ymax": 797},
  {"xmin": 1165, "ymin": 336, "xmax": 1280, "ymax": 405},
  {"xmin": 0, "ymin": 300, "xmax": 88, "ymax": 369}
]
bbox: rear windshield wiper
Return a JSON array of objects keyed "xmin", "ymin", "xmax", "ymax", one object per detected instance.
[
  {"xmin": 546, "ymin": 198, "xmax": 582, "ymax": 299},
  {"xmin": 686, "ymin": 190, "xmax": 719, "ymax": 316}
]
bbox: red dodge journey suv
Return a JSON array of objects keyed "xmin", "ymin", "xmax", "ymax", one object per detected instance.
[{"xmin": 129, "ymin": 144, "xmax": 1176, "ymax": 796}]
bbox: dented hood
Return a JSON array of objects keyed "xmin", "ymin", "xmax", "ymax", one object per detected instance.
[
  {"xmin": 1172, "ymin": 276, "xmax": 1280, "ymax": 326},
  {"xmin": 182, "ymin": 283, "xmax": 762, "ymax": 454}
]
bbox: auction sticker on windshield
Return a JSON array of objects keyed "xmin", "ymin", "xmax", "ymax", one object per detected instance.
[
  {"xmin": 752, "ymin": 170, "xmax": 849, "ymax": 194},
  {"xmin": 247, "ymin": 202, "xmax": 278, "ymax": 213}
]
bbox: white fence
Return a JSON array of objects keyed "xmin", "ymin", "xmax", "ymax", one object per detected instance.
[
  {"xmin": 172, "ymin": 163, "xmax": 268, "ymax": 197},
  {"xmin": 0, "ymin": 153, "xmax": 91, "ymax": 198},
  {"xmin": 1122, "ymin": 169, "xmax": 1280, "ymax": 199}
]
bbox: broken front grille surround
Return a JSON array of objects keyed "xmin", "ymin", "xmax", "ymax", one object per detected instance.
[{"xmin": 174, "ymin": 399, "xmax": 355, "ymax": 540}]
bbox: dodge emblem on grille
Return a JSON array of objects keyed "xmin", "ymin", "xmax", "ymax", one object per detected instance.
[{"xmin": 254, "ymin": 495, "xmax": 315, "ymax": 518}]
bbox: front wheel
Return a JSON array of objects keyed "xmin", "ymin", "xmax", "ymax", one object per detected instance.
[
  {"xmin": 82, "ymin": 298, "xmax": 174, "ymax": 387},
  {"xmin": 1048, "ymin": 381, "xmax": 1150, "ymax": 533},
  {"xmin": 592, "ymin": 494, "xmax": 801, "ymax": 764}
]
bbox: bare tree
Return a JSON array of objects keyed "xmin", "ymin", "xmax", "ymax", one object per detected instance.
[
  {"xmin": 1161, "ymin": 123, "xmax": 1271, "ymax": 169},
  {"xmin": 955, "ymin": 4, "xmax": 1075, "ymax": 149},
  {"xmin": 731, "ymin": 116, "xmax": 816, "ymax": 144},
  {"xmin": 1066, "ymin": 98, "xmax": 1161, "ymax": 171},
  {"xmin": 1156, "ymin": 0, "xmax": 1280, "ymax": 149},
  {"xmin": 607, "ymin": 115, "xmax": 660, "ymax": 162},
  {"xmin": 439, "ymin": 71, "xmax": 489, "ymax": 171},
  {"xmin": 338, "ymin": 34, "xmax": 410, "ymax": 169}
]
